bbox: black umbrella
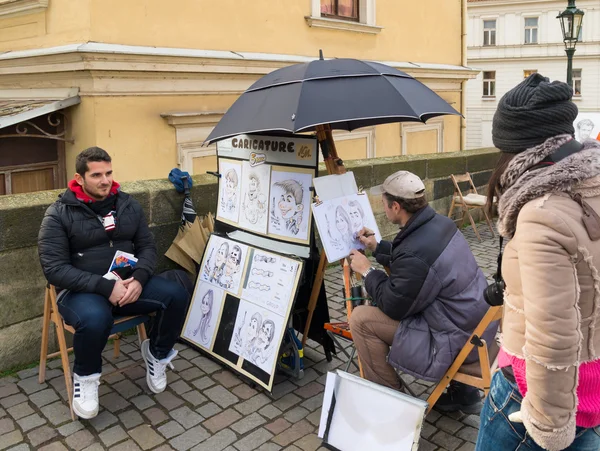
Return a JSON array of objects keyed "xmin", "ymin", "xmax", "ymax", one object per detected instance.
[{"xmin": 205, "ymin": 55, "xmax": 460, "ymax": 145}]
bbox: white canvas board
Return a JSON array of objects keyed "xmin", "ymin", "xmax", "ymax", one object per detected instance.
[
  {"xmin": 239, "ymin": 161, "xmax": 271, "ymax": 234},
  {"xmin": 313, "ymin": 172, "xmax": 358, "ymax": 201},
  {"xmin": 183, "ymin": 282, "xmax": 225, "ymax": 350},
  {"xmin": 228, "ymin": 299, "xmax": 285, "ymax": 374},
  {"xmin": 574, "ymin": 113, "xmax": 600, "ymax": 142},
  {"xmin": 217, "ymin": 159, "xmax": 242, "ymax": 224},
  {"xmin": 200, "ymin": 236, "xmax": 249, "ymax": 296},
  {"xmin": 311, "ymin": 194, "xmax": 382, "ymax": 261},
  {"xmin": 241, "ymin": 249, "xmax": 300, "ymax": 317},
  {"xmin": 319, "ymin": 371, "xmax": 427, "ymax": 451},
  {"xmin": 268, "ymin": 168, "xmax": 313, "ymax": 243}
]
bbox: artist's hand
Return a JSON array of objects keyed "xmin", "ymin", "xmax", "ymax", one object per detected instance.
[
  {"xmin": 118, "ymin": 278, "xmax": 142, "ymax": 306},
  {"xmin": 357, "ymin": 227, "xmax": 377, "ymax": 252},
  {"xmin": 349, "ymin": 249, "xmax": 371, "ymax": 274},
  {"xmin": 108, "ymin": 281, "xmax": 127, "ymax": 305}
]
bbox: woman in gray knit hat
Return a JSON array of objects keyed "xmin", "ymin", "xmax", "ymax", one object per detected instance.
[{"xmin": 475, "ymin": 74, "xmax": 600, "ymax": 451}]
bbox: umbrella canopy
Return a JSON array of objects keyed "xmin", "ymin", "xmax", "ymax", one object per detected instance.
[{"xmin": 205, "ymin": 58, "xmax": 460, "ymax": 144}]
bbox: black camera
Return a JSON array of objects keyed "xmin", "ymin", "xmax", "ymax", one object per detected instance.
[
  {"xmin": 483, "ymin": 275, "xmax": 505, "ymax": 306},
  {"xmin": 484, "ymin": 236, "xmax": 505, "ymax": 306}
]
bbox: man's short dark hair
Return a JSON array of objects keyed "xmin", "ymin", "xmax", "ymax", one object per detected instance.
[
  {"xmin": 383, "ymin": 192, "xmax": 428, "ymax": 214},
  {"xmin": 76, "ymin": 147, "xmax": 112, "ymax": 176}
]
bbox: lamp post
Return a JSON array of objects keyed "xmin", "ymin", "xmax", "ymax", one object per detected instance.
[{"xmin": 557, "ymin": 0, "xmax": 584, "ymax": 88}]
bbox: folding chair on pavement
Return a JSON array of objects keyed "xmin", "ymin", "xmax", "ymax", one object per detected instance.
[
  {"xmin": 39, "ymin": 284, "xmax": 151, "ymax": 420},
  {"xmin": 448, "ymin": 173, "xmax": 495, "ymax": 242},
  {"xmin": 426, "ymin": 305, "xmax": 502, "ymax": 414}
]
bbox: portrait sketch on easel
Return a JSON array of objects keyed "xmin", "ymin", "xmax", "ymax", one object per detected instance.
[
  {"xmin": 217, "ymin": 159, "xmax": 242, "ymax": 224},
  {"xmin": 312, "ymin": 193, "xmax": 382, "ymax": 262},
  {"xmin": 268, "ymin": 166, "xmax": 313, "ymax": 244},
  {"xmin": 229, "ymin": 299, "xmax": 284, "ymax": 374},
  {"xmin": 239, "ymin": 162, "xmax": 271, "ymax": 235},
  {"xmin": 182, "ymin": 282, "xmax": 225, "ymax": 350}
]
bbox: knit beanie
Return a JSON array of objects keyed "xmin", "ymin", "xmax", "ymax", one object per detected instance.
[{"xmin": 492, "ymin": 73, "xmax": 578, "ymax": 154}]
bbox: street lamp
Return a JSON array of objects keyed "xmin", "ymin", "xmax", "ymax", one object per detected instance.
[{"xmin": 557, "ymin": 0, "xmax": 584, "ymax": 87}]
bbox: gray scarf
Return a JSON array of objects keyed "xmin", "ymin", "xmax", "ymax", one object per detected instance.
[{"xmin": 498, "ymin": 134, "xmax": 600, "ymax": 238}]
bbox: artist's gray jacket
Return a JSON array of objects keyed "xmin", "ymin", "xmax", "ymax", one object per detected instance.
[{"xmin": 365, "ymin": 206, "xmax": 497, "ymax": 382}]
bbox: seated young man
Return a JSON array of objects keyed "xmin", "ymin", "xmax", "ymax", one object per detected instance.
[
  {"xmin": 348, "ymin": 170, "xmax": 497, "ymax": 413},
  {"xmin": 38, "ymin": 147, "xmax": 189, "ymax": 419}
]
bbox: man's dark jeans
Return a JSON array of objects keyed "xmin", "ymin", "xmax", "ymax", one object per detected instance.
[{"xmin": 57, "ymin": 276, "xmax": 189, "ymax": 376}]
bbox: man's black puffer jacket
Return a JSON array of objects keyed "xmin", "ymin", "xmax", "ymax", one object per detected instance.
[{"xmin": 38, "ymin": 188, "xmax": 157, "ymax": 299}]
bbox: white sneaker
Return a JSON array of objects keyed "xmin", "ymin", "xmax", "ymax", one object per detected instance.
[
  {"xmin": 141, "ymin": 339, "xmax": 177, "ymax": 394},
  {"xmin": 72, "ymin": 373, "xmax": 101, "ymax": 419}
]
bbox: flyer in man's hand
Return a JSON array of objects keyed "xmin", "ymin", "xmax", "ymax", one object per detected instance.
[{"xmin": 104, "ymin": 250, "xmax": 138, "ymax": 280}]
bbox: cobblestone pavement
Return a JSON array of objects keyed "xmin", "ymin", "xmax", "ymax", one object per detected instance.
[{"xmin": 0, "ymin": 224, "xmax": 498, "ymax": 451}]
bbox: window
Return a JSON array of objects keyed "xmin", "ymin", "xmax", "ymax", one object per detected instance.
[
  {"xmin": 524, "ymin": 70, "xmax": 537, "ymax": 78},
  {"xmin": 524, "ymin": 17, "xmax": 538, "ymax": 44},
  {"xmin": 483, "ymin": 71, "xmax": 496, "ymax": 97},
  {"xmin": 321, "ymin": 0, "xmax": 359, "ymax": 21},
  {"xmin": 483, "ymin": 20, "xmax": 496, "ymax": 46},
  {"xmin": 572, "ymin": 69, "xmax": 582, "ymax": 96}
]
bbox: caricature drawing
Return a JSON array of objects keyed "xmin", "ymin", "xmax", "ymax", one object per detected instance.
[
  {"xmin": 219, "ymin": 244, "xmax": 242, "ymax": 290},
  {"xmin": 192, "ymin": 289, "xmax": 213, "ymax": 345},
  {"xmin": 232, "ymin": 311, "xmax": 246, "ymax": 353},
  {"xmin": 250, "ymin": 319, "xmax": 276, "ymax": 366},
  {"xmin": 220, "ymin": 168, "xmax": 239, "ymax": 214},
  {"xmin": 334, "ymin": 205, "xmax": 354, "ymax": 250},
  {"xmin": 243, "ymin": 312, "xmax": 263, "ymax": 358},
  {"xmin": 270, "ymin": 180, "xmax": 304, "ymax": 235},
  {"xmin": 577, "ymin": 118, "xmax": 595, "ymax": 141},
  {"xmin": 203, "ymin": 242, "xmax": 229, "ymax": 285},
  {"xmin": 347, "ymin": 199, "xmax": 365, "ymax": 247},
  {"xmin": 242, "ymin": 172, "xmax": 267, "ymax": 225}
]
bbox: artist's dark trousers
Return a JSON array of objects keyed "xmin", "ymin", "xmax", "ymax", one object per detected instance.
[{"xmin": 57, "ymin": 276, "xmax": 189, "ymax": 376}]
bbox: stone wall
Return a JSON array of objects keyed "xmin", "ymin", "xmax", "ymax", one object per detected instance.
[{"xmin": 0, "ymin": 148, "xmax": 499, "ymax": 372}]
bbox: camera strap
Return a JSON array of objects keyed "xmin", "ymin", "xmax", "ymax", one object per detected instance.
[{"xmin": 495, "ymin": 236, "xmax": 504, "ymax": 282}]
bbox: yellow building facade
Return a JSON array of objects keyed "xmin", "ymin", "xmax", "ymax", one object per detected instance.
[{"xmin": 0, "ymin": 0, "xmax": 476, "ymax": 192}]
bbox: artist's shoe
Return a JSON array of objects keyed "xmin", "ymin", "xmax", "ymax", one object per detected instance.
[
  {"xmin": 141, "ymin": 339, "xmax": 177, "ymax": 394},
  {"xmin": 72, "ymin": 373, "xmax": 101, "ymax": 419},
  {"xmin": 434, "ymin": 381, "xmax": 482, "ymax": 414}
]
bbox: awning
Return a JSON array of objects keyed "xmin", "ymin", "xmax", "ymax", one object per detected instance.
[{"xmin": 0, "ymin": 88, "xmax": 80, "ymax": 130}]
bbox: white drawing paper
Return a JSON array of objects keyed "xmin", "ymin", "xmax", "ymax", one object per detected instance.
[
  {"xmin": 574, "ymin": 113, "xmax": 600, "ymax": 143},
  {"xmin": 241, "ymin": 249, "xmax": 300, "ymax": 317},
  {"xmin": 268, "ymin": 169, "xmax": 313, "ymax": 242},
  {"xmin": 229, "ymin": 299, "xmax": 284, "ymax": 374},
  {"xmin": 183, "ymin": 282, "xmax": 225, "ymax": 350},
  {"xmin": 313, "ymin": 172, "xmax": 358, "ymax": 201},
  {"xmin": 311, "ymin": 193, "xmax": 382, "ymax": 262},
  {"xmin": 217, "ymin": 160, "xmax": 242, "ymax": 223},
  {"xmin": 239, "ymin": 161, "xmax": 271, "ymax": 234},
  {"xmin": 200, "ymin": 236, "xmax": 249, "ymax": 296}
]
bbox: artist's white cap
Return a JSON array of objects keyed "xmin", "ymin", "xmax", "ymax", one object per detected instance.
[{"xmin": 370, "ymin": 170, "xmax": 426, "ymax": 199}]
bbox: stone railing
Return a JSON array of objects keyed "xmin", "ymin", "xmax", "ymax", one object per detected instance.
[{"xmin": 0, "ymin": 147, "xmax": 499, "ymax": 371}]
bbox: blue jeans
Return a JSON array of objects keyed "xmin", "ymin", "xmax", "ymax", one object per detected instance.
[
  {"xmin": 476, "ymin": 371, "xmax": 600, "ymax": 450},
  {"xmin": 58, "ymin": 276, "xmax": 189, "ymax": 376}
]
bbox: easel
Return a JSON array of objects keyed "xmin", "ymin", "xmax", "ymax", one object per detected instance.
[{"xmin": 302, "ymin": 124, "xmax": 364, "ymax": 377}]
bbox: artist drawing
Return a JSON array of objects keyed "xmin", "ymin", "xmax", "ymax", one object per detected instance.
[
  {"xmin": 268, "ymin": 168, "xmax": 313, "ymax": 242},
  {"xmin": 217, "ymin": 160, "xmax": 242, "ymax": 223},
  {"xmin": 312, "ymin": 194, "xmax": 382, "ymax": 262},
  {"xmin": 183, "ymin": 282, "xmax": 225, "ymax": 350},
  {"xmin": 229, "ymin": 300, "xmax": 284, "ymax": 373},
  {"xmin": 239, "ymin": 162, "xmax": 270, "ymax": 234},
  {"xmin": 201, "ymin": 236, "xmax": 248, "ymax": 295}
]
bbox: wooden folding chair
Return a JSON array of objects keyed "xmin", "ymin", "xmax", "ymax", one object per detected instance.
[
  {"xmin": 39, "ymin": 284, "xmax": 151, "ymax": 420},
  {"xmin": 426, "ymin": 305, "xmax": 502, "ymax": 414},
  {"xmin": 448, "ymin": 173, "xmax": 495, "ymax": 242}
]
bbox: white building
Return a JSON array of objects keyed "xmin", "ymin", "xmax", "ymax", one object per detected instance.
[{"xmin": 466, "ymin": 0, "xmax": 600, "ymax": 148}]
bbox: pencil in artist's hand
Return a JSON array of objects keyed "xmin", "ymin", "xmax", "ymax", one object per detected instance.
[{"xmin": 362, "ymin": 232, "xmax": 375, "ymax": 238}]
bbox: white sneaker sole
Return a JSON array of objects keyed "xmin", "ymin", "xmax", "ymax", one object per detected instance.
[
  {"xmin": 141, "ymin": 340, "xmax": 166, "ymax": 394},
  {"xmin": 72, "ymin": 400, "xmax": 98, "ymax": 419}
]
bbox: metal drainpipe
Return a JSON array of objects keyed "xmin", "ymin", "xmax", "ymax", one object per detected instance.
[{"xmin": 461, "ymin": 0, "xmax": 468, "ymax": 151}]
